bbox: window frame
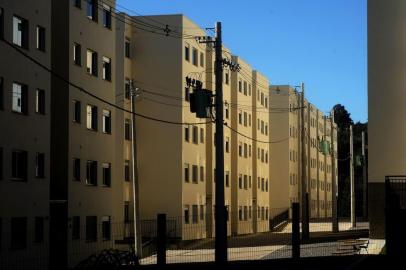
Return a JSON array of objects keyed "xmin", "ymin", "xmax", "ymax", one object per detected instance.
[
  {"xmin": 35, "ymin": 89, "xmax": 45, "ymax": 115},
  {"xmin": 36, "ymin": 25, "xmax": 46, "ymax": 52}
]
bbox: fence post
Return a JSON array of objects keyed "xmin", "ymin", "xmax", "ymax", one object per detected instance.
[
  {"xmin": 292, "ymin": 203, "xmax": 300, "ymax": 259},
  {"xmin": 157, "ymin": 213, "xmax": 167, "ymax": 266}
]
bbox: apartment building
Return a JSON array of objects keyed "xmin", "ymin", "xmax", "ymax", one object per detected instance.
[
  {"xmin": 0, "ymin": 1, "xmax": 51, "ymax": 269},
  {"xmin": 269, "ymin": 85, "xmax": 337, "ymax": 219}
]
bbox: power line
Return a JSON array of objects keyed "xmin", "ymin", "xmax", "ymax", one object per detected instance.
[
  {"xmin": 224, "ymin": 124, "xmax": 289, "ymax": 144},
  {"xmin": 1, "ymin": 38, "xmax": 210, "ymax": 126}
]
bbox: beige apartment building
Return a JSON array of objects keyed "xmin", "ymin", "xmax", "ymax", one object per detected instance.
[{"xmin": 269, "ymin": 85, "xmax": 337, "ymax": 219}]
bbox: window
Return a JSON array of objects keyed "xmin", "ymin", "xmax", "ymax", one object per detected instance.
[
  {"xmin": 200, "ymin": 205, "xmax": 204, "ymax": 221},
  {"xmin": 248, "ymin": 84, "xmax": 251, "ymax": 96},
  {"xmin": 86, "ymin": 216, "xmax": 97, "ymax": 242},
  {"xmin": 35, "ymin": 89, "xmax": 45, "ymax": 115},
  {"xmin": 125, "ymin": 79, "xmax": 131, "ymax": 99},
  {"xmin": 249, "ymin": 176, "xmax": 252, "ymax": 188},
  {"xmin": 192, "ymin": 47, "xmax": 198, "ymax": 66},
  {"xmin": 184, "ymin": 205, "xmax": 190, "ymax": 224},
  {"xmin": 87, "ymin": 49, "xmax": 98, "ymax": 76},
  {"xmin": 34, "ymin": 217, "xmax": 44, "ymax": 243},
  {"xmin": 11, "ymin": 217, "xmax": 27, "ymax": 249},
  {"xmin": 243, "ymin": 112, "xmax": 247, "ymax": 126},
  {"xmin": 225, "ymin": 171, "xmax": 229, "ymax": 187},
  {"xmin": 102, "ymin": 216, "xmax": 111, "ymax": 240},
  {"xmin": 225, "ymin": 137, "xmax": 229, "ymax": 153},
  {"xmin": 238, "ymin": 142, "xmax": 242, "ymax": 157},
  {"xmin": 184, "ymin": 43, "xmax": 190, "ymax": 62},
  {"xmin": 73, "ymin": 100, "xmax": 81, "ymax": 123},
  {"xmin": 0, "ymin": 8, "xmax": 4, "ymax": 40},
  {"xmin": 200, "ymin": 128, "xmax": 204, "ymax": 143},
  {"xmin": 192, "ymin": 205, "xmax": 198, "ymax": 223},
  {"xmin": 185, "ymin": 87, "xmax": 190, "ymax": 102},
  {"xmin": 192, "ymin": 126, "xmax": 198, "ymax": 144},
  {"xmin": 87, "ymin": 0, "xmax": 98, "ymax": 22},
  {"xmin": 249, "ymin": 206, "xmax": 252, "ymax": 219},
  {"xmin": 102, "ymin": 56, "xmax": 111, "ymax": 81},
  {"xmin": 0, "ymin": 77, "xmax": 3, "ymax": 110},
  {"xmin": 248, "ymin": 114, "xmax": 251, "ymax": 126},
  {"xmin": 200, "ymin": 166, "xmax": 204, "ymax": 182},
  {"xmin": 184, "ymin": 163, "xmax": 189, "ymax": 182},
  {"xmin": 244, "ymin": 206, "xmax": 248, "ymax": 221},
  {"xmin": 86, "ymin": 105, "xmax": 98, "ymax": 130},
  {"xmin": 244, "ymin": 143, "xmax": 247, "ymax": 158},
  {"xmin": 249, "ymin": 145, "xmax": 251, "ymax": 157},
  {"xmin": 73, "ymin": 158, "xmax": 80, "ymax": 181},
  {"xmin": 125, "ymin": 38, "xmax": 131, "ymax": 58},
  {"xmin": 225, "ymin": 72, "xmax": 229, "ymax": 85},
  {"xmin": 86, "ymin": 160, "xmax": 97, "ymax": 185},
  {"xmin": 102, "ymin": 4, "xmax": 111, "ymax": 29},
  {"xmin": 239, "ymin": 174, "xmax": 242, "ymax": 189},
  {"xmin": 239, "ymin": 207, "xmax": 242, "ymax": 221},
  {"xmin": 225, "ymin": 107, "xmax": 229, "ymax": 119},
  {"xmin": 72, "ymin": 216, "xmax": 80, "ymax": 240},
  {"xmin": 13, "ymin": 16, "xmax": 28, "ymax": 49},
  {"xmin": 102, "ymin": 163, "xmax": 111, "ymax": 186},
  {"xmin": 124, "ymin": 160, "xmax": 130, "ymax": 182},
  {"xmin": 11, "ymin": 150, "xmax": 27, "ymax": 181},
  {"xmin": 74, "ymin": 0, "xmax": 81, "ymax": 8},
  {"xmin": 124, "ymin": 119, "xmax": 131, "ymax": 140},
  {"xmin": 124, "ymin": 202, "xmax": 130, "ymax": 223},
  {"xmin": 36, "ymin": 26, "xmax": 46, "ymax": 52},
  {"xmin": 102, "ymin": 110, "xmax": 111, "ymax": 134},
  {"xmin": 238, "ymin": 81, "xmax": 242, "ymax": 92},
  {"xmin": 243, "ymin": 81, "xmax": 247, "ymax": 95},
  {"xmin": 35, "ymin": 153, "xmax": 45, "ymax": 178},
  {"xmin": 238, "ymin": 111, "xmax": 242, "ymax": 125},
  {"xmin": 12, "ymin": 82, "xmax": 28, "ymax": 114},
  {"xmin": 200, "ymin": 52, "xmax": 204, "ymax": 67},
  {"xmin": 184, "ymin": 126, "xmax": 189, "ymax": 142},
  {"xmin": 192, "ymin": 165, "xmax": 198, "ymax": 183},
  {"xmin": 244, "ymin": 175, "xmax": 247, "ymax": 189}
]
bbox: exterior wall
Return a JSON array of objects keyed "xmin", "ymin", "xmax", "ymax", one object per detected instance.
[
  {"xmin": 269, "ymin": 85, "xmax": 337, "ymax": 219},
  {"xmin": 0, "ymin": 1, "xmax": 51, "ymax": 269},
  {"xmin": 368, "ymin": 0, "xmax": 406, "ymax": 238}
]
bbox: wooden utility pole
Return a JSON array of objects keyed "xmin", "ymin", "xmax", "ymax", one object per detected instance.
[
  {"xmin": 130, "ymin": 81, "xmax": 142, "ymax": 259},
  {"xmin": 300, "ymin": 83, "xmax": 309, "ymax": 239},
  {"xmin": 214, "ymin": 21, "xmax": 227, "ymax": 264},
  {"xmin": 350, "ymin": 125, "xmax": 356, "ymax": 228}
]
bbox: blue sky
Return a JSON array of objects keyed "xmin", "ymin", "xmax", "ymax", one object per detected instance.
[{"xmin": 117, "ymin": 0, "xmax": 367, "ymax": 122}]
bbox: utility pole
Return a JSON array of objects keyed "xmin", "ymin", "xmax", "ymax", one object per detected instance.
[
  {"xmin": 300, "ymin": 82, "xmax": 309, "ymax": 239},
  {"xmin": 130, "ymin": 80, "xmax": 142, "ymax": 259},
  {"xmin": 362, "ymin": 131, "xmax": 367, "ymax": 220},
  {"xmin": 330, "ymin": 110, "xmax": 339, "ymax": 232},
  {"xmin": 350, "ymin": 125, "xmax": 356, "ymax": 228},
  {"xmin": 214, "ymin": 21, "xmax": 227, "ymax": 264}
]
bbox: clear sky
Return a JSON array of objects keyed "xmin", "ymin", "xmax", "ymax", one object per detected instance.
[{"xmin": 117, "ymin": 0, "xmax": 367, "ymax": 123}]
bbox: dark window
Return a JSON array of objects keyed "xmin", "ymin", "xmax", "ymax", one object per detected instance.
[
  {"xmin": 11, "ymin": 150, "xmax": 27, "ymax": 181},
  {"xmin": 73, "ymin": 158, "xmax": 80, "ymax": 181},
  {"xmin": 102, "ymin": 4, "xmax": 111, "ymax": 29},
  {"xmin": 85, "ymin": 216, "xmax": 97, "ymax": 242},
  {"xmin": 184, "ymin": 205, "xmax": 189, "ymax": 224},
  {"xmin": 200, "ymin": 52, "xmax": 204, "ymax": 67},
  {"xmin": 192, "ymin": 205, "xmax": 198, "ymax": 223},
  {"xmin": 73, "ymin": 100, "xmax": 81, "ymax": 123},
  {"xmin": 74, "ymin": 0, "xmax": 81, "ymax": 9},
  {"xmin": 184, "ymin": 43, "xmax": 190, "ymax": 61},
  {"xmin": 86, "ymin": 105, "xmax": 98, "ymax": 130},
  {"xmin": 244, "ymin": 175, "xmax": 247, "ymax": 189},
  {"xmin": 13, "ymin": 16, "xmax": 28, "ymax": 49},
  {"xmin": 184, "ymin": 163, "xmax": 189, "ymax": 183},
  {"xmin": 36, "ymin": 89, "xmax": 45, "ymax": 114},
  {"xmin": 87, "ymin": 0, "xmax": 98, "ymax": 22},
  {"xmin": 36, "ymin": 26, "xmax": 46, "ymax": 52},
  {"xmin": 184, "ymin": 126, "xmax": 189, "ymax": 142},
  {"xmin": 200, "ymin": 128, "xmax": 204, "ymax": 143},
  {"xmin": 86, "ymin": 160, "xmax": 97, "ymax": 185},
  {"xmin": 192, "ymin": 126, "xmax": 198, "ymax": 144},
  {"xmin": 11, "ymin": 217, "xmax": 27, "ymax": 249},
  {"xmin": 225, "ymin": 72, "xmax": 229, "ymax": 85},
  {"xmin": 0, "ymin": 77, "xmax": 3, "ymax": 110},
  {"xmin": 87, "ymin": 49, "xmax": 98, "ymax": 76},
  {"xmin": 192, "ymin": 48, "xmax": 198, "ymax": 66},
  {"xmin": 200, "ymin": 205, "xmax": 204, "ymax": 221},
  {"xmin": 102, "ymin": 56, "xmax": 111, "ymax": 81},
  {"xmin": 34, "ymin": 217, "xmax": 44, "ymax": 243},
  {"xmin": 0, "ymin": 8, "xmax": 4, "ymax": 40},
  {"xmin": 125, "ymin": 79, "xmax": 131, "ymax": 99},
  {"xmin": 125, "ymin": 119, "xmax": 131, "ymax": 140},
  {"xmin": 239, "ymin": 175, "xmax": 242, "ymax": 189},
  {"xmin": 74, "ymin": 43, "xmax": 81, "ymax": 66},
  {"xmin": 124, "ymin": 160, "xmax": 130, "ymax": 182},
  {"xmin": 102, "ymin": 163, "xmax": 111, "ymax": 187},
  {"xmin": 35, "ymin": 153, "xmax": 45, "ymax": 178},
  {"xmin": 124, "ymin": 202, "xmax": 130, "ymax": 223},
  {"xmin": 12, "ymin": 82, "xmax": 28, "ymax": 114},
  {"xmin": 72, "ymin": 216, "xmax": 80, "ymax": 240},
  {"xmin": 102, "ymin": 110, "xmax": 111, "ymax": 134},
  {"xmin": 102, "ymin": 216, "xmax": 111, "ymax": 240},
  {"xmin": 200, "ymin": 166, "xmax": 204, "ymax": 182},
  {"xmin": 192, "ymin": 165, "xmax": 198, "ymax": 183},
  {"xmin": 185, "ymin": 87, "xmax": 190, "ymax": 101},
  {"xmin": 125, "ymin": 39, "xmax": 130, "ymax": 58},
  {"xmin": 225, "ymin": 172, "xmax": 229, "ymax": 187}
]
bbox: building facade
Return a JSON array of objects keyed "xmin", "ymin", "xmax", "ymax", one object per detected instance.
[{"xmin": 269, "ymin": 85, "xmax": 337, "ymax": 219}]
